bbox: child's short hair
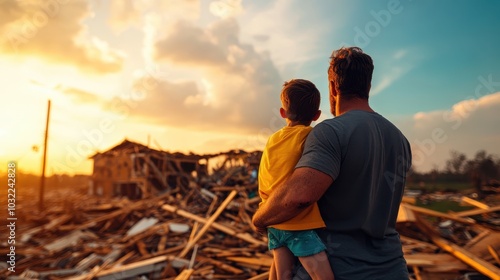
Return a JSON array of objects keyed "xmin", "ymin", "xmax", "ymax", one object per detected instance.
[{"xmin": 280, "ymin": 79, "xmax": 321, "ymax": 124}]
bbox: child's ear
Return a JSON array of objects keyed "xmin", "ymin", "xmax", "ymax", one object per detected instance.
[
  {"xmin": 312, "ymin": 110, "xmax": 321, "ymax": 121},
  {"xmin": 279, "ymin": 108, "xmax": 287, "ymax": 119}
]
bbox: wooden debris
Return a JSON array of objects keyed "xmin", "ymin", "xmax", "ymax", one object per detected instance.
[
  {"xmin": 452, "ymin": 205, "xmax": 500, "ymax": 217},
  {"xmin": 461, "ymin": 196, "xmax": 491, "ymax": 210},
  {"xmin": 488, "ymin": 245, "xmax": 500, "ymax": 266},
  {"xmin": 3, "ymin": 143, "xmax": 499, "ymax": 279},
  {"xmin": 400, "ymin": 200, "xmax": 500, "ymax": 280},
  {"xmin": 430, "ymin": 235, "xmax": 500, "ymax": 280},
  {"xmin": 162, "ymin": 204, "xmax": 266, "ymax": 246}
]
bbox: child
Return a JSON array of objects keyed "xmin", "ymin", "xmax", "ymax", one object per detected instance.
[{"xmin": 258, "ymin": 79, "xmax": 334, "ymax": 280}]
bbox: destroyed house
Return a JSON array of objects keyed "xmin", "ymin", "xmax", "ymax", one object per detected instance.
[{"xmin": 90, "ymin": 140, "xmax": 209, "ymax": 199}]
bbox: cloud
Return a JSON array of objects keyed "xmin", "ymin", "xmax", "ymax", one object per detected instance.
[
  {"xmin": 153, "ymin": 20, "xmax": 228, "ymax": 66},
  {"xmin": 209, "ymin": 0, "xmax": 243, "ymax": 19},
  {"xmin": 371, "ymin": 49, "xmax": 413, "ymax": 96},
  {"xmin": 134, "ymin": 18, "xmax": 282, "ymax": 133},
  {"xmin": 107, "ymin": 0, "xmax": 200, "ymax": 33},
  {"xmin": 0, "ymin": 0, "xmax": 124, "ymax": 73},
  {"xmin": 55, "ymin": 85, "xmax": 104, "ymax": 105},
  {"xmin": 237, "ymin": 0, "xmax": 330, "ymax": 74},
  {"xmin": 406, "ymin": 92, "xmax": 500, "ymax": 172},
  {"xmin": 371, "ymin": 73, "xmax": 401, "ymax": 96}
]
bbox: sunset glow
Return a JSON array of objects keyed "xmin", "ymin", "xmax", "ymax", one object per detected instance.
[{"xmin": 1, "ymin": 0, "xmax": 499, "ymax": 175}]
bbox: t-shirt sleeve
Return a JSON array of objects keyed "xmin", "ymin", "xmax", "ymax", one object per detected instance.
[{"xmin": 295, "ymin": 123, "xmax": 341, "ymax": 180}]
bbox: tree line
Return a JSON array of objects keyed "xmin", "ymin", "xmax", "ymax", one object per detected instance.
[{"xmin": 407, "ymin": 150, "xmax": 500, "ymax": 195}]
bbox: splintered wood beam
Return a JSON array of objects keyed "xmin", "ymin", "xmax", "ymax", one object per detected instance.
[
  {"xmin": 464, "ymin": 230, "xmax": 491, "ymax": 249},
  {"xmin": 400, "ymin": 235, "xmax": 438, "ymax": 251},
  {"xmin": 79, "ymin": 256, "xmax": 170, "ymax": 279},
  {"xmin": 177, "ymin": 190, "xmax": 238, "ymax": 258},
  {"xmin": 460, "ymin": 196, "xmax": 490, "ymax": 210},
  {"xmin": 430, "ymin": 235, "xmax": 500, "ymax": 280},
  {"xmin": 413, "ymin": 266, "xmax": 422, "ymax": 280},
  {"xmin": 226, "ymin": 256, "xmax": 273, "ymax": 268},
  {"xmin": 196, "ymin": 256, "xmax": 244, "ymax": 275},
  {"xmin": 402, "ymin": 203, "xmax": 476, "ymax": 224},
  {"xmin": 162, "ymin": 204, "xmax": 266, "ymax": 247},
  {"xmin": 451, "ymin": 205, "xmax": 500, "ymax": 217},
  {"xmin": 404, "ymin": 253, "xmax": 469, "ymax": 270},
  {"xmin": 174, "ymin": 269, "xmax": 194, "ymax": 280},
  {"xmin": 402, "ymin": 196, "xmax": 416, "ymax": 204},
  {"xmin": 488, "ymin": 245, "xmax": 500, "ymax": 266},
  {"xmin": 20, "ymin": 214, "xmax": 72, "ymax": 242},
  {"xmin": 247, "ymin": 272, "xmax": 270, "ymax": 280}
]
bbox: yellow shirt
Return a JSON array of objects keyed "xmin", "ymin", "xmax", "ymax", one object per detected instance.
[{"xmin": 258, "ymin": 125, "xmax": 326, "ymax": 231}]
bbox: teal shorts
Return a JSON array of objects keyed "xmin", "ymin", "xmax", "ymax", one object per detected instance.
[{"xmin": 268, "ymin": 227, "xmax": 326, "ymax": 257}]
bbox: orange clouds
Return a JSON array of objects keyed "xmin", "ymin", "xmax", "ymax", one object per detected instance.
[
  {"xmin": 129, "ymin": 18, "xmax": 283, "ymax": 133},
  {"xmin": 0, "ymin": 0, "xmax": 124, "ymax": 73}
]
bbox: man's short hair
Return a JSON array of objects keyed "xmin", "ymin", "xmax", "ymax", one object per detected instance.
[
  {"xmin": 328, "ymin": 47, "xmax": 374, "ymax": 99},
  {"xmin": 280, "ymin": 79, "xmax": 320, "ymax": 123}
]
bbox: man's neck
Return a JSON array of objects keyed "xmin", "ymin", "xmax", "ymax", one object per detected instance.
[{"xmin": 337, "ymin": 98, "xmax": 374, "ymax": 116}]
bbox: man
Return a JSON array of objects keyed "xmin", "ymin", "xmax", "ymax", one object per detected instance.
[{"xmin": 252, "ymin": 47, "xmax": 412, "ymax": 280}]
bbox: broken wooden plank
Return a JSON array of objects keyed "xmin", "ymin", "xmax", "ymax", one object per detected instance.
[
  {"xmin": 397, "ymin": 203, "xmax": 417, "ymax": 223},
  {"xmin": 247, "ymin": 272, "xmax": 270, "ymax": 280},
  {"xmin": 430, "ymin": 234, "xmax": 500, "ymax": 280},
  {"xmin": 452, "ymin": 205, "xmax": 500, "ymax": 218},
  {"xmin": 488, "ymin": 245, "xmax": 500, "ymax": 266},
  {"xmin": 162, "ymin": 204, "xmax": 266, "ymax": 246},
  {"xmin": 463, "ymin": 229, "xmax": 491, "ymax": 249},
  {"xmin": 196, "ymin": 256, "xmax": 244, "ymax": 275},
  {"xmin": 174, "ymin": 268, "xmax": 194, "ymax": 280},
  {"xmin": 226, "ymin": 256, "xmax": 273, "ymax": 268},
  {"xmin": 178, "ymin": 190, "xmax": 238, "ymax": 258},
  {"xmin": 404, "ymin": 253, "xmax": 469, "ymax": 270},
  {"xmin": 83, "ymin": 258, "xmax": 113, "ymax": 280},
  {"xmin": 136, "ymin": 240, "xmax": 149, "ymax": 256},
  {"xmin": 403, "ymin": 203, "xmax": 476, "ymax": 224},
  {"xmin": 464, "ymin": 231, "xmax": 500, "ymax": 260},
  {"xmin": 44, "ymin": 230, "xmax": 97, "ymax": 252},
  {"xmin": 402, "ymin": 196, "xmax": 416, "ymax": 204},
  {"xmin": 126, "ymin": 217, "xmax": 159, "ymax": 237},
  {"xmin": 400, "ymin": 235, "xmax": 438, "ymax": 251},
  {"xmin": 413, "ymin": 266, "xmax": 423, "ymax": 280},
  {"xmin": 71, "ymin": 256, "xmax": 188, "ymax": 280},
  {"xmin": 20, "ymin": 214, "xmax": 72, "ymax": 242},
  {"xmin": 460, "ymin": 196, "xmax": 490, "ymax": 210}
]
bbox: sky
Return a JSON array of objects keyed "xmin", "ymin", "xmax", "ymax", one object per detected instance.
[{"xmin": 0, "ymin": 0, "xmax": 499, "ymax": 175}]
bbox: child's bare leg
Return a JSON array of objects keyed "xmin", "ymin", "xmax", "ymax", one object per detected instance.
[
  {"xmin": 298, "ymin": 251, "xmax": 334, "ymax": 280},
  {"xmin": 273, "ymin": 247, "xmax": 295, "ymax": 280}
]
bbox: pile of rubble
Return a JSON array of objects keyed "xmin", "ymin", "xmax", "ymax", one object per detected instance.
[
  {"xmin": 1, "ymin": 141, "xmax": 499, "ymax": 279},
  {"xmin": 2, "ymin": 183, "xmax": 500, "ymax": 280},
  {"xmin": 398, "ymin": 196, "xmax": 500, "ymax": 280},
  {"xmin": 1, "ymin": 178, "xmax": 271, "ymax": 279}
]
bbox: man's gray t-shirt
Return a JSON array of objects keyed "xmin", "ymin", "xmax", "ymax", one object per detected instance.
[{"xmin": 295, "ymin": 110, "xmax": 412, "ymax": 279}]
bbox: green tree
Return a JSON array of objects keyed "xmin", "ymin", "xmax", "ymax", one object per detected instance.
[
  {"xmin": 464, "ymin": 150, "xmax": 499, "ymax": 197},
  {"xmin": 445, "ymin": 150, "xmax": 467, "ymax": 175}
]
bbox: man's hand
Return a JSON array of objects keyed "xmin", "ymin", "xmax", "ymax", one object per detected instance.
[
  {"xmin": 251, "ymin": 208, "xmax": 267, "ymax": 235},
  {"xmin": 252, "ymin": 168, "xmax": 333, "ymax": 228},
  {"xmin": 255, "ymin": 225, "xmax": 267, "ymax": 236}
]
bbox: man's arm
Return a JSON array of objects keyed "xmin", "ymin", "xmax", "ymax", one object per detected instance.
[{"xmin": 252, "ymin": 167, "xmax": 333, "ymax": 229}]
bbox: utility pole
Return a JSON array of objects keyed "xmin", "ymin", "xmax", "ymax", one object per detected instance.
[{"xmin": 39, "ymin": 100, "xmax": 51, "ymax": 213}]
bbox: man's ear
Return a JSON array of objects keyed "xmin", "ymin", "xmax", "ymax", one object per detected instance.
[
  {"xmin": 329, "ymin": 80, "xmax": 337, "ymax": 98},
  {"xmin": 312, "ymin": 110, "xmax": 321, "ymax": 121},
  {"xmin": 279, "ymin": 107, "xmax": 287, "ymax": 119}
]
